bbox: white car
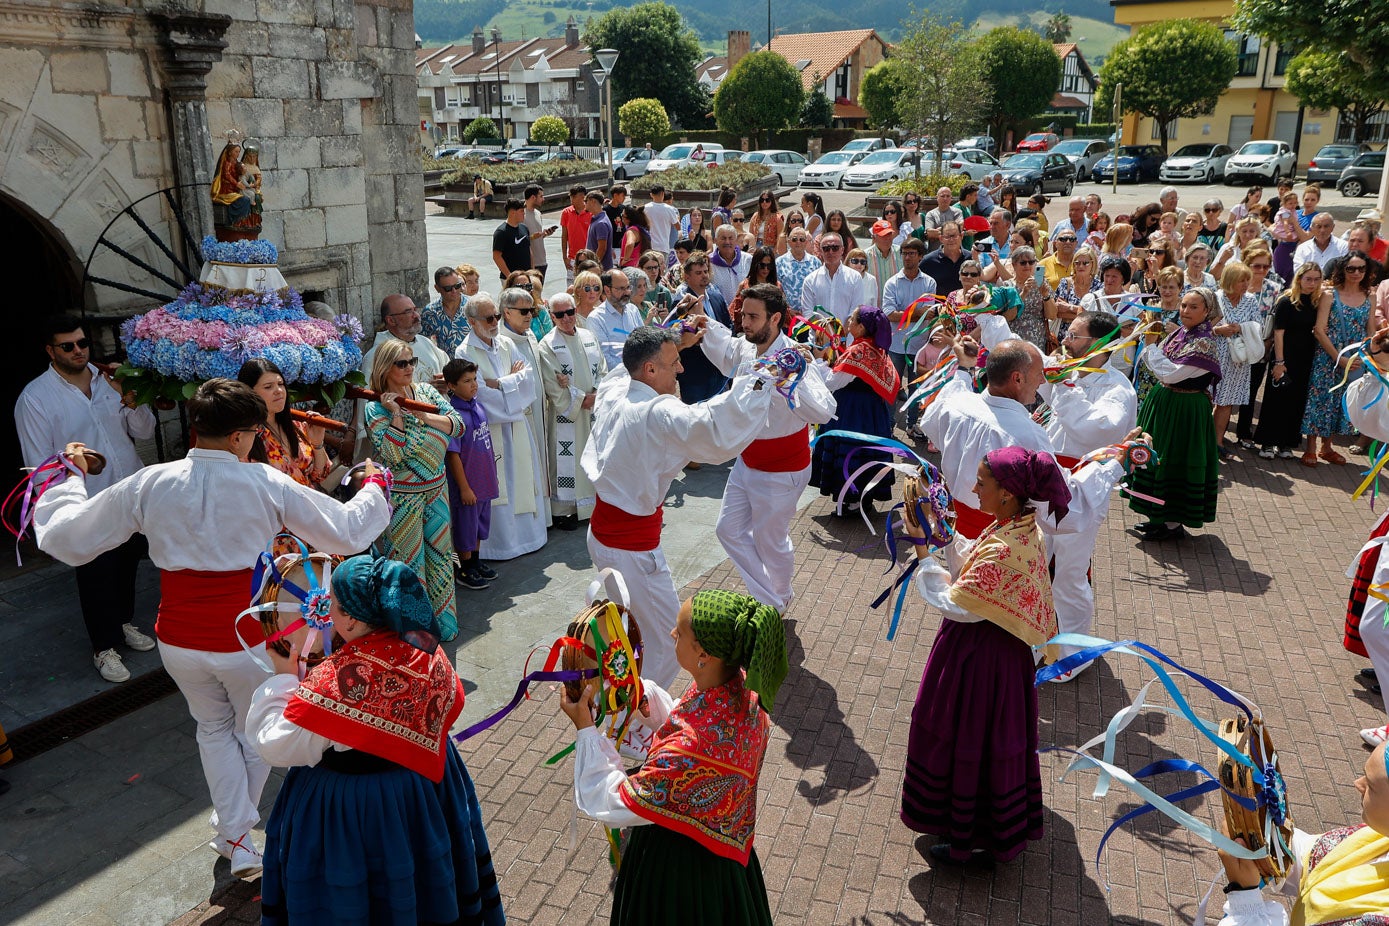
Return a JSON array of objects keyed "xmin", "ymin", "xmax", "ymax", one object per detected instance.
[
  {"xmin": 1224, "ymin": 140, "xmax": 1296, "ymax": 184},
  {"xmin": 647, "ymin": 142, "xmax": 726, "ymax": 172},
  {"xmin": 1158, "ymin": 143, "xmax": 1233, "ymax": 183},
  {"xmin": 742, "ymin": 149, "xmax": 808, "ymax": 185},
  {"xmin": 1050, "ymin": 138, "xmax": 1110, "ymax": 181},
  {"xmin": 943, "ymin": 147, "xmax": 1001, "ymax": 181},
  {"xmin": 798, "ymin": 150, "xmax": 869, "ymax": 189},
  {"xmin": 840, "ymin": 149, "xmax": 919, "ymax": 190},
  {"xmin": 840, "ymin": 138, "xmax": 890, "ymax": 154},
  {"xmin": 612, "ymin": 147, "xmax": 652, "ymax": 180}
]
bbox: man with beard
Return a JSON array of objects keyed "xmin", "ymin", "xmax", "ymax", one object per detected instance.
[
  {"xmin": 694, "ymin": 284, "xmax": 835, "ymax": 610},
  {"xmin": 361, "ymin": 293, "xmax": 451, "ymax": 385},
  {"xmin": 672, "ymin": 251, "xmax": 733, "ymax": 404}
]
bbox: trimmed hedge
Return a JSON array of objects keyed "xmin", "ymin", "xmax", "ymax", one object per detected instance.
[
  {"xmin": 876, "ymin": 173, "xmax": 970, "ymax": 197},
  {"xmin": 441, "ymin": 159, "xmax": 604, "ymax": 186},
  {"xmin": 629, "ymin": 162, "xmax": 772, "ymax": 192},
  {"xmin": 645, "ymin": 127, "xmax": 863, "ymax": 155},
  {"xmin": 1075, "ymin": 123, "xmax": 1117, "ymax": 138}
]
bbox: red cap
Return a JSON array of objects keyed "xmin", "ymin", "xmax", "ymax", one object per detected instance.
[
  {"xmin": 962, "ymin": 215, "xmax": 990, "ymax": 233},
  {"xmin": 871, "ymin": 218, "xmax": 896, "ymax": 237}
]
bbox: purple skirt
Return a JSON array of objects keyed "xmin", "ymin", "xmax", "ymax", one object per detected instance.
[{"xmin": 900, "ymin": 617, "xmax": 1044, "ymax": 862}]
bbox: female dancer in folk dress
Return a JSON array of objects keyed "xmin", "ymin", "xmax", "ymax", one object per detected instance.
[{"xmin": 364, "ymin": 339, "xmax": 465, "ymax": 641}]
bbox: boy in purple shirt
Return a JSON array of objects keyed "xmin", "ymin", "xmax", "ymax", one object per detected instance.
[{"xmin": 443, "ymin": 359, "xmax": 500, "ymax": 590}]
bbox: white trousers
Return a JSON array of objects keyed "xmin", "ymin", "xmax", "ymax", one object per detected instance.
[
  {"xmin": 158, "ymin": 641, "xmax": 273, "ymax": 842},
  {"xmin": 715, "ymin": 460, "xmax": 809, "ymax": 611},
  {"xmin": 586, "ymin": 531, "xmax": 681, "ymax": 689},
  {"xmin": 1360, "ymin": 545, "xmax": 1389, "ymax": 723},
  {"xmin": 1048, "ymin": 528, "xmax": 1099, "ymax": 661}
]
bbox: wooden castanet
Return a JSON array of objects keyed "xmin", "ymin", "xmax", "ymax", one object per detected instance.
[{"xmin": 344, "ymin": 384, "xmax": 438, "ymax": 414}]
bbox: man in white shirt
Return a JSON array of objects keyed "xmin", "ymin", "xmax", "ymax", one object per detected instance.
[
  {"xmin": 1036, "ymin": 311, "xmax": 1139, "ymax": 673},
  {"xmin": 15, "ymin": 314, "xmax": 157, "ymax": 683},
  {"xmin": 799, "ymin": 233, "xmax": 865, "ymax": 324},
  {"xmin": 582, "ymin": 324, "xmax": 774, "ymax": 691},
  {"xmin": 644, "ymin": 184, "xmax": 681, "ymax": 255},
  {"xmin": 360, "ymin": 294, "xmax": 452, "ymax": 385},
  {"xmin": 586, "ymin": 269, "xmax": 645, "ymax": 371},
  {"xmin": 697, "ymin": 285, "xmax": 836, "ymax": 610},
  {"xmin": 709, "ymin": 224, "xmax": 750, "ymax": 306},
  {"xmin": 1294, "ymin": 212, "xmax": 1349, "ymax": 271}
]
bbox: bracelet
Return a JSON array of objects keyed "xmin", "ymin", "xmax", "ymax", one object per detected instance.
[
  {"xmin": 1274, "ymin": 359, "xmax": 1285, "ymax": 364},
  {"xmin": 310, "ymin": 443, "xmax": 324, "ymax": 450}
]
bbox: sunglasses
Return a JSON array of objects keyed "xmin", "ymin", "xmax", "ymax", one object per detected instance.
[
  {"xmin": 1347, "ymin": 264, "xmax": 1368, "ymax": 272},
  {"xmin": 821, "ymin": 244, "xmax": 843, "ymax": 252},
  {"xmin": 392, "ymin": 357, "xmax": 420, "ymax": 369},
  {"xmin": 581, "ymin": 285, "xmax": 600, "ymax": 293},
  {"xmin": 1204, "ymin": 207, "xmax": 1221, "ymax": 213},
  {"xmin": 848, "ymin": 258, "xmax": 868, "ymax": 266},
  {"xmin": 789, "ymin": 218, "xmax": 804, "ymax": 225},
  {"xmin": 510, "ymin": 306, "xmax": 537, "ymax": 315},
  {"xmin": 755, "ymin": 261, "xmax": 773, "ymax": 269},
  {"xmin": 884, "ymin": 209, "xmax": 899, "ymax": 215},
  {"xmin": 551, "ymin": 308, "xmax": 577, "ymax": 318},
  {"xmin": 760, "ymin": 196, "xmax": 773, "ymax": 203},
  {"xmin": 1055, "ymin": 235, "xmax": 1076, "ymax": 243},
  {"xmin": 959, "ymin": 271, "xmax": 980, "ymax": 278},
  {"xmin": 1015, "ymin": 259, "xmax": 1036, "ymax": 266},
  {"xmin": 732, "ymin": 217, "xmax": 745, "ymax": 222},
  {"xmin": 905, "ymin": 198, "xmax": 919, "ymax": 205},
  {"xmin": 1250, "ymin": 263, "xmax": 1271, "ymax": 270},
  {"xmin": 513, "ymin": 283, "xmax": 535, "ymax": 291},
  {"xmin": 478, "ymin": 313, "xmax": 502, "ymax": 322},
  {"xmin": 54, "ymin": 338, "xmax": 91, "ymax": 352},
  {"xmin": 439, "ymin": 282, "xmax": 464, "ymax": 292}
]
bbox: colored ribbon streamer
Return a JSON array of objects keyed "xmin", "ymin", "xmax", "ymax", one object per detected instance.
[
  {"xmin": 750, "ymin": 347, "xmax": 809, "ymax": 409},
  {"xmin": 2, "ymin": 453, "xmax": 84, "ymax": 565}
]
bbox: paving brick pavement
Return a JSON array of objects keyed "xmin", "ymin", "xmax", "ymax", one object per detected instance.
[{"xmin": 181, "ymin": 444, "xmax": 1379, "ymax": 925}]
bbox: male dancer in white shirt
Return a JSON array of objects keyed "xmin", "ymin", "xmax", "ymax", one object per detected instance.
[{"xmin": 696, "ymin": 284, "xmax": 836, "ymax": 610}]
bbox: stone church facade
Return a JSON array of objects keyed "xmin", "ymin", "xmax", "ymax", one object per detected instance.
[{"xmin": 0, "ymin": 0, "xmax": 425, "ymax": 467}]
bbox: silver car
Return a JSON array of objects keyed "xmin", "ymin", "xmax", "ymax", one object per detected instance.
[
  {"xmin": 798, "ymin": 150, "xmax": 868, "ymax": 189},
  {"xmin": 1307, "ymin": 143, "xmax": 1371, "ymax": 185},
  {"xmin": 1051, "ymin": 138, "xmax": 1110, "ymax": 181},
  {"xmin": 1158, "ymin": 143, "xmax": 1233, "ymax": 183},
  {"xmin": 943, "ymin": 147, "xmax": 1001, "ymax": 181},
  {"xmin": 742, "ymin": 149, "xmax": 809, "ymax": 185}
]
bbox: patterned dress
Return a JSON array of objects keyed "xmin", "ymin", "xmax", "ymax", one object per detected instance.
[
  {"xmin": 365, "ymin": 383, "xmax": 464, "ymax": 641},
  {"xmin": 1303, "ymin": 290, "xmax": 1372, "ymax": 437},
  {"xmin": 1213, "ymin": 291, "xmax": 1264, "ymax": 406},
  {"xmin": 257, "ymin": 422, "xmax": 330, "ymax": 487}
]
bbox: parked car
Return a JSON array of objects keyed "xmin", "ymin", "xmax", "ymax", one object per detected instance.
[
  {"xmin": 840, "ymin": 149, "xmax": 920, "ymax": 190},
  {"xmin": 1050, "ymin": 138, "xmax": 1110, "ymax": 181},
  {"xmin": 798, "ymin": 150, "xmax": 869, "ymax": 189},
  {"xmin": 1337, "ymin": 151, "xmax": 1386, "ymax": 198},
  {"xmin": 1224, "ymin": 140, "xmax": 1296, "ymax": 183},
  {"xmin": 477, "ymin": 150, "xmax": 510, "ymax": 164},
  {"xmin": 1307, "ymin": 143, "xmax": 1372, "ymax": 185},
  {"xmin": 1158, "ymin": 143, "xmax": 1233, "ymax": 183},
  {"xmin": 647, "ymin": 142, "xmax": 726, "ymax": 172},
  {"xmin": 944, "ymin": 147, "xmax": 1002, "ymax": 181},
  {"xmin": 700, "ymin": 149, "xmax": 743, "ymax": 168},
  {"xmin": 841, "ymin": 138, "xmax": 890, "ymax": 154},
  {"xmin": 742, "ymin": 149, "xmax": 809, "ymax": 185},
  {"xmin": 612, "ymin": 146, "xmax": 653, "ymax": 179},
  {"xmin": 434, "ymin": 145, "xmax": 464, "ymax": 158},
  {"xmin": 999, "ymin": 152, "xmax": 1076, "ymax": 195},
  {"xmin": 1015, "ymin": 132, "xmax": 1060, "ymax": 153},
  {"xmin": 508, "ymin": 147, "xmax": 545, "ymax": 163},
  {"xmin": 1092, "ymin": 145, "xmax": 1166, "ymax": 183},
  {"xmin": 535, "ymin": 151, "xmax": 578, "ymax": 162},
  {"xmin": 955, "ymin": 135, "xmax": 997, "ymax": 154}
]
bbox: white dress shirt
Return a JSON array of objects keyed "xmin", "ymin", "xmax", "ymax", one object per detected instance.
[
  {"xmin": 1293, "ymin": 235, "xmax": 1349, "ymax": 272},
  {"xmin": 360, "ymin": 332, "xmax": 451, "ymax": 382},
  {"xmin": 799, "ymin": 264, "xmax": 867, "ymax": 323},
  {"xmin": 15, "ymin": 364, "xmax": 155, "ymax": 493},
  {"xmin": 35, "ymin": 448, "xmax": 389, "ymax": 571},
  {"xmin": 585, "ymin": 300, "xmax": 646, "ymax": 371},
  {"xmin": 581, "ymin": 368, "xmax": 772, "ymax": 516},
  {"xmin": 572, "ymin": 683, "xmax": 677, "ymax": 827},
  {"xmin": 699, "ymin": 323, "xmax": 837, "ymax": 438},
  {"xmin": 1036, "ymin": 358, "xmax": 1138, "ymax": 458}
]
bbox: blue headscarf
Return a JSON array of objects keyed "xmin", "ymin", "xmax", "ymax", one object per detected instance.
[{"xmin": 332, "ymin": 555, "xmax": 441, "ymax": 653}]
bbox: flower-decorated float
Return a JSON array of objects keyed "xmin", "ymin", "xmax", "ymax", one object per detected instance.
[{"xmin": 111, "ymin": 236, "xmax": 366, "ymax": 410}]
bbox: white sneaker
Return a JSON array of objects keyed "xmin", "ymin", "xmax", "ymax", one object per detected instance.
[
  {"xmin": 210, "ymin": 833, "xmax": 263, "ymax": 879},
  {"xmin": 93, "ymin": 649, "xmax": 130, "ymax": 683},
  {"xmin": 1361, "ymin": 726, "xmax": 1389, "ymax": 748},
  {"xmin": 122, "ymin": 623, "xmax": 156, "ymax": 652}
]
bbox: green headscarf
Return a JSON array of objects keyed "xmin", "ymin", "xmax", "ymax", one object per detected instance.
[
  {"xmin": 333, "ymin": 555, "xmax": 441, "ymax": 653},
  {"xmin": 690, "ymin": 589, "xmax": 788, "ymax": 713}
]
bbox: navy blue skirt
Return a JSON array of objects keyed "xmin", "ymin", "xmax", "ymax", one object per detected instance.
[
  {"xmin": 810, "ymin": 379, "xmax": 896, "ymax": 504},
  {"xmin": 261, "ymin": 746, "xmax": 504, "ymax": 926}
]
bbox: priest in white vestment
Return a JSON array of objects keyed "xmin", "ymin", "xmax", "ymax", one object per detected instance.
[
  {"xmin": 538, "ymin": 292, "xmax": 606, "ymax": 527},
  {"xmin": 457, "ymin": 291, "xmax": 549, "ymax": 560}
]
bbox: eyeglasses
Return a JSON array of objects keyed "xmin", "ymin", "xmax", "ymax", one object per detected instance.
[
  {"xmin": 821, "ymin": 244, "xmax": 842, "ymax": 252},
  {"xmin": 53, "ymin": 338, "xmax": 91, "ymax": 352},
  {"xmin": 581, "ymin": 285, "xmax": 600, "ymax": 293},
  {"xmin": 905, "ymin": 198, "xmax": 919, "ymax": 205},
  {"xmin": 392, "ymin": 357, "xmax": 420, "ymax": 369},
  {"xmin": 732, "ymin": 217, "xmax": 744, "ymax": 223},
  {"xmin": 642, "ymin": 264, "xmax": 660, "ymax": 272},
  {"xmin": 1346, "ymin": 264, "xmax": 1368, "ymax": 272},
  {"xmin": 439, "ymin": 282, "xmax": 464, "ymax": 292},
  {"xmin": 386, "ymin": 308, "xmax": 420, "ymax": 319},
  {"xmin": 1055, "ymin": 235, "xmax": 1076, "ymax": 243},
  {"xmin": 551, "ymin": 308, "xmax": 577, "ymax": 318},
  {"xmin": 848, "ymin": 258, "xmax": 868, "ymax": 266},
  {"xmin": 959, "ymin": 271, "xmax": 980, "ymax": 278},
  {"xmin": 1249, "ymin": 263, "xmax": 1271, "ymax": 270},
  {"xmin": 884, "ymin": 209, "xmax": 899, "ymax": 216}
]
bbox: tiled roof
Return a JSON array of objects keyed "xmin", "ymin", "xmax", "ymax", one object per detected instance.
[
  {"xmin": 1050, "ymin": 92, "xmax": 1089, "ymax": 109},
  {"xmin": 440, "ymin": 36, "xmax": 587, "ymax": 77},
  {"xmin": 765, "ymin": 29, "xmax": 887, "ymax": 91},
  {"xmin": 834, "ymin": 100, "xmax": 868, "ymax": 120},
  {"xmin": 1052, "ymin": 43, "xmax": 1078, "ymax": 59},
  {"xmin": 696, "ymin": 55, "xmax": 728, "ymax": 82}
]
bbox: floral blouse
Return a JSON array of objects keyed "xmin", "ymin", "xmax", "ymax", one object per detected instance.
[{"xmin": 258, "ymin": 421, "xmax": 330, "ymax": 487}]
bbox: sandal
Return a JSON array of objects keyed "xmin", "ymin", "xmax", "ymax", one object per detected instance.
[
  {"xmin": 1320, "ymin": 449, "xmax": 1348, "ymax": 465},
  {"xmin": 1301, "ymin": 450, "xmax": 1319, "ymax": 467}
]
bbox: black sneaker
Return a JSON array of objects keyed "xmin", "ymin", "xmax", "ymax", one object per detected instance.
[
  {"xmin": 458, "ymin": 569, "xmax": 490, "ymax": 590},
  {"xmin": 473, "ymin": 561, "xmax": 498, "ymax": 580}
]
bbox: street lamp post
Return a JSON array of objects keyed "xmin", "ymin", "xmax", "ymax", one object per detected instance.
[
  {"xmin": 492, "ymin": 27, "xmax": 504, "ymax": 142},
  {"xmin": 591, "ymin": 66, "xmax": 610, "ymax": 181},
  {"xmin": 595, "ymin": 48, "xmax": 620, "ymax": 183}
]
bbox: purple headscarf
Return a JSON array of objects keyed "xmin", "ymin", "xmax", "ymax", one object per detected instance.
[
  {"xmin": 853, "ymin": 305, "xmax": 893, "ymax": 351},
  {"xmin": 984, "ymin": 446, "xmax": 1072, "ymax": 524}
]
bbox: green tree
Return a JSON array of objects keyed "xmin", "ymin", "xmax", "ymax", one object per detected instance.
[
  {"xmin": 1233, "ymin": 0, "xmax": 1389, "ymax": 96},
  {"xmin": 583, "ymin": 3, "xmax": 708, "ymax": 126},
  {"xmin": 713, "ymin": 50, "xmax": 804, "ymax": 149},
  {"xmin": 618, "ymin": 97, "xmax": 671, "ymax": 142},
  {"xmin": 894, "ymin": 16, "xmax": 990, "ymax": 172},
  {"xmin": 463, "ymin": 117, "xmax": 499, "ymax": 143},
  {"xmin": 1285, "ymin": 49, "xmax": 1386, "ymax": 143},
  {"xmin": 530, "ymin": 115, "xmax": 569, "ymax": 152},
  {"xmin": 859, "ymin": 59, "xmax": 904, "ymax": 141},
  {"xmin": 1043, "ymin": 11, "xmax": 1073, "ymax": 44},
  {"xmin": 800, "ymin": 74, "xmax": 834, "ymax": 129},
  {"xmin": 977, "ymin": 27, "xmax": 1063, "ymax": 145},
  {"xmin": 1096, "ymin": 19, "xmax": 1237, "ymax": 154}
]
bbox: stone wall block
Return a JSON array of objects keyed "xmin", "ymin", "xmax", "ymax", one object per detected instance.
[
  {"xmin": 251, "ymin": 56, "xmax": 311, "ymax": 101},
  {"xmin": 385, "ymin": 74, "xmax": 418, "ymax": 126},
  {"xmin": 343, "ymin": 100, "xmax": 363, "ymax": 134},
  {"xmin": 323, "ymin": 203, "xmax": 369, "ymax": 245},
  {"xmin": 50, "ymin": 50, "xmax": 108, "ymax": 94},
  {"xmin": 331, "ymin": 0, "xmax": 357, "ymax": 30},
  {"xmin": 283, "ymin": 207, "xmax": 327, "ymax": 250},
  {"xmin": 272, "ymin": 137, "xmax": 323, "ymax": 170},
  {"xmin": 259, "ymin": 212, "xmax": 286, "ymax": 248},
  {"xmin": 106, "ymin": 51, "xmax": 152, "ymax": 99},
  {"xmin": 267, "ymin": 167, "xmax": 310, "ymax": 210},
  {"xmin": 229, "ymin": 98, "xmax": 287, "ymax": 137},
  {"xmin": 283, "ymin": 100, "xmax": 344, "ymax": 137},
  {"xmin": 394, "ymin": 173, "xmax": 422, "ymax": 222},
  {"xmin": 373, "ymin": 6, "xmax": 395, "ymax": 49},
  {"xmin": 354, "ymin": 4, "xmax": 377, "ymax": 47},
  {"xmin": 98, "ymin": 96, "xmax": 148, "ymax": 141},
  {"xmin": 319, "ymin": 61, "xmax": 380, "ymax": 100},
  {"xmin": 0, "ymin": 48, "xmax": 45, "ymax": 115},
  {"xmin": 129, "ymin": 140, "xmax": 171, "ymax": 180},
  {"xmin": 225, "ymin": 23, "xmax": 272, "ymax": 56},
  {"xmin": 207, "ymin": 56, "xmax": 254, "ymax": 99},
  {"xmin": 319, "ymin": 135, "xmax": 364, "ymax": 168},
  {"xmin": 364, "ymin": 173, "xmax": 394, "ymax": 221},
  {"xmin": 256, "ymin": 0, "xmax": 315, "ymax": 25},
  {"xmin": 309, "ymin": 165, "xmax": 366, "ymax": 208},
  {"xmin": 325, "ymin": 28, "xmax": 355, "ymax": 60},
  {"xmin": 269, "ymin": 26, "xmax": 328, "ymax": 61}
]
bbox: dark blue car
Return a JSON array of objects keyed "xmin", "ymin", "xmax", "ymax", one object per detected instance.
[{"xmin": 1092, "ymin": 145, "xmax": 1166, "ymax": 183}]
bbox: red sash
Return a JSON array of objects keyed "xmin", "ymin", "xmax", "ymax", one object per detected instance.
[
  {"xmin": 157, "ymin": 568, "xmax": 259, "ymax": 653},
  {"xmin": 591, "ymin": 496, "xmax": 663, "ymax": 551},
  {"xmin": 1345, "ymin": 512, "xmax": 1389, "ymax": 657},
  {"xmin": 953, "ymin": 501, "xmax": 995, "ymax": 540},
  {"xmin": 1055, "ymin": 454, "xmax": 1082, "ymax": 470},
  {"xmin": 740, "ymin": 426, "xmax": 810, "ymax": 472}
]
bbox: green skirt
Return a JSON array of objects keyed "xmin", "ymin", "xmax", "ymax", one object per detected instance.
[
  {"xmin": 611, "ymin": 824, "xmax": 773, "ymax": 926},
  {"xmin": 1129, "ymin": 384, "xmax": 1219, "ymax": 527}
]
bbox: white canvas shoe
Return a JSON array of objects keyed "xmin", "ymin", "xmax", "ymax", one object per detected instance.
[
  {"xmin": 1361, "ymin": 725, "xmax": 1389, "ymax": 748},
  {"xmin": 122, "ymin": 623, "xmax": 156, "ymax": 652},
  {"xmin": 93, "ymin": 649, "xmax": 130, "ymax": 683},
  {"xmin": 210, "ymin": 833, "xmax": 263, "ymax": 879}
]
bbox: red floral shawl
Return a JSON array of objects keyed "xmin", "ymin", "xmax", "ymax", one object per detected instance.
[
  {"xmin": 619, "ymin": 672, "xmax": 769, "ymax": 865},
  {"xmin": 948, "ymin": 513, "xmax": 1058, "ymax": 650},
  {"xmin": 284, "ymin": 631, "xmax": 465, "ymax": 782},
  {"xmin": 832, "ymin": 340, "xmax": 901, "ymax": 403}
]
